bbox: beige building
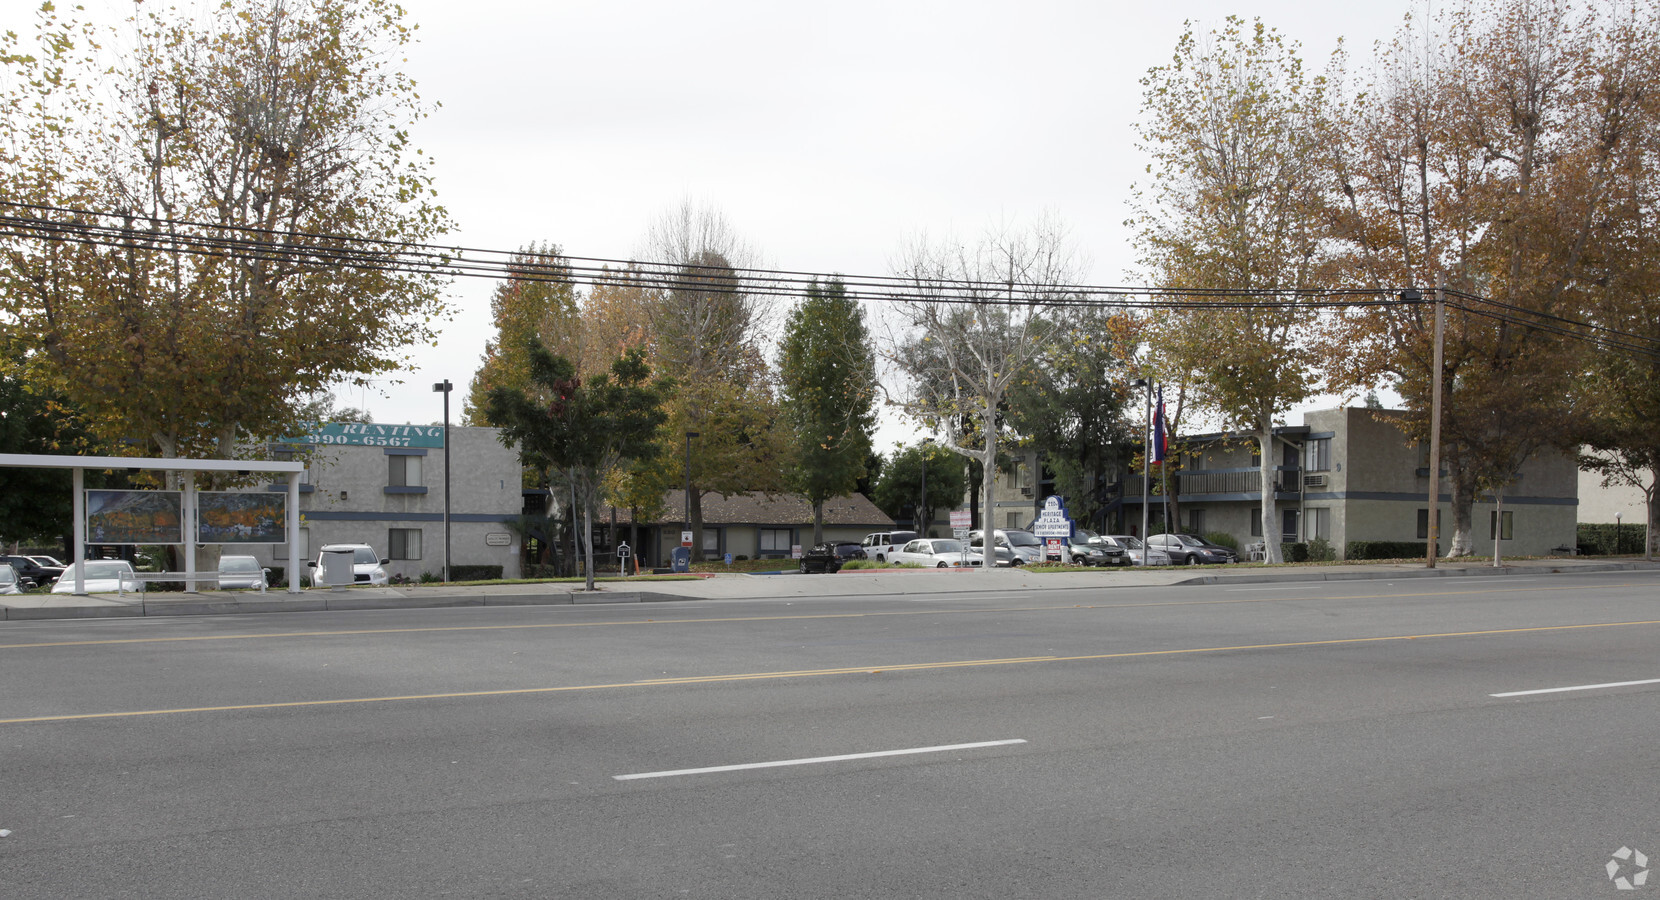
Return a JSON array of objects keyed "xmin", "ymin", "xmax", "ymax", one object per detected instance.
[{"xmin": 1124, "ymin": 407, "xmax": 1579, "ymax": 558}]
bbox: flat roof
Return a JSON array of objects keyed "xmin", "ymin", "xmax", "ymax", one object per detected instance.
[{"xmin": 0, "ymin": 453, "xmax": 305, "ymax": 473}]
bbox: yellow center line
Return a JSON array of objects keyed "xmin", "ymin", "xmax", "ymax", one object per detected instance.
[
  {"xmin": 3, "ymin": 618, "xmax": 1656, "ymax": 725},
  {"xmin": 1, "ymin": 581, "xmax": 1648, "ymax": 650}
]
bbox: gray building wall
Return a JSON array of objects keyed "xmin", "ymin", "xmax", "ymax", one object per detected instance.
[{"xmin": 249, "ymin": 426, "xmax": 523, "ymax": 581}]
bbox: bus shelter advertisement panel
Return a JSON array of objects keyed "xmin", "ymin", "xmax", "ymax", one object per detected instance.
[
  {"xmin": 86, "ymin": 490, "xmax": 183, "ymax": 544},
  {"xmin": 197, "ymin": 492, "xmax": 287, "ymax": 544}
]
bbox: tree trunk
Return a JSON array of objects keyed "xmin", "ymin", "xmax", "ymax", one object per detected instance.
[
  {"xmin": 979, "ymin": 398, "xmax": 999, "ymax": 570},
  {"xmin": 1447, "ymin": 462, "xmax": 1476, "ymax": 557},
  {"xmin": 1258, "ymin": 429, "xmax": 1281, "ymax": 564},
  {"xmin": 690, "ymin": 489, "xmax": 706, "ymax": 562},
  {"xmin": 1492, "ymin": 489, "xmax": 1504, "ymax": 568},
  {"xmin": 1645, "ymin": 474, "xmax": 1655, "ymax": 561},
  {"xmin": 582, "ymin": 495, "xmax": 596, "ymax": 591},
  {"xmin": 812, "ymin": 499, "xmax": 824, "ymax": 546}
]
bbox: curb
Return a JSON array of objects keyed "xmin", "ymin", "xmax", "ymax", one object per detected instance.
[{"xmin": 1173, "ymin": 560, "xmax": 1660, "ymax": 586}]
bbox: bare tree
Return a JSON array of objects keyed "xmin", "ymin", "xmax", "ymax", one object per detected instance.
[{"xmin": 886, "ymin": 217, "xmax": 1084, "ymax": 570}]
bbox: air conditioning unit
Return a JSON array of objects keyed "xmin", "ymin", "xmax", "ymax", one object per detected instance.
[{"xmin": 1304, "ymin": 474, "xmax": 1328, "ymax": 489}]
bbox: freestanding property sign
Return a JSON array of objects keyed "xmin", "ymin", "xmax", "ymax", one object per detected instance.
[{"xmin": 1032, "ymin": 496, "xmax": 1076, "ymax": 563}]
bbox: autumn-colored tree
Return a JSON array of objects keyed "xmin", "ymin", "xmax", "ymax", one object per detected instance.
[
  {"xmin": 778, "ymin": 279, "xmax": 877, "ymax": 544},
  {"xmin": 1323, "ymin": 0, "xmax": 1652, "ymax": 554},
  {"xmin": 463, "ymin": 244, "xmax": 580, "ymax": 424},
  {"xmin": 637, "ymin": 201, "xmax": 784, "ymax": 559},
  {"xmin": 1134, "ymin": 17, "xmax": 1333, "ymax": 562},
  {"xmin": 888, "ymin": 216, "xmax": 1082, "ymax": 570},
  {"xmin": 0, "ymin": 0, "xmax": 451, "ymax": 461}
]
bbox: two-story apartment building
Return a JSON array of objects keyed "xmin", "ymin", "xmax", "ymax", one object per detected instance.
[{"xmin": 1122, "ymin": 407, "xmax": 1579, "ymax": 558}]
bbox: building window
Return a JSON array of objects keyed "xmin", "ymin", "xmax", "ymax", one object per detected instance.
[
  {"xmin": 703, "ymin": 528, "xmax": 720, "ymax": 554},
  {"xmin": 388, "ymin": 454, "xmax": 422, "ymax": 487},
  {"xmin": 1308, "ymin": 507, "xmax": 1331, "ymax": 541},
  {"xmin": 389, "ymin": 528, "xmax": 422, "ymax": 560},
  {"xmin": 1250, "ymin": 516, "xmax": 1262, "ymax": 537},
  {"xmin": 1187, "ymin": 509, "xmax": 1206, "ymax": 534},
  {"xmin": 1305, "ymin": 438, "xmax": 1331, "ymax": 472},
  {"xmin": 1489, "ymin": 510, "xmax": 1514, "ymax": 541},
  {"xmin": 277, "ymin": 527, "xmax": 310, "ymax": 560},
  {"xmin": 759, "ymin": 529, "xmax": 792, "ymax": 553},
  {"xmin": 1006, "ymin": 511, "xmax": 1020, "ymax": 529},
  {"xmin": 1417, "ymin": 509, "xmax": 1429, "ymax": 539}
]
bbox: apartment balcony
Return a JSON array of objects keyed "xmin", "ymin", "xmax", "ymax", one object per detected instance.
[{"xmin": 1125, "ymin": 467, "xmax": 1303, "ymax": 500}]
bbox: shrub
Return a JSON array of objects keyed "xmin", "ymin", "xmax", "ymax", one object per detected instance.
[
  {"xmin": 1345, "ymin": 541, "xmax": 1437, "ymax": 560},
  {"xmin": 389, "ymin": 573, "xmax": 414, "ymax": 585},
  {"xmin": 1305, "ymin": 536, "xmax": 1336, "ymax": 562},
  {"xmin": 1576, "ymin": 523, "xmax": 1646, "ymax": 556},
  {"xmin": 524, "ymin": 564, "xmax": 559, "ymax": 579},
  {"xmin": 1280, "ymin": 541, "xmax": 1309, "ymax": 563},
  {"xmin": 418, "ymin": 571, "xmax": 439, "ymax": 583},
  {"xmin": 449, "ymin": 564, "xmax": 503, "ymax": 582},
  {"xmin": 1202, "ymin": 531, "xmax": 1239, "ymax": 550}
]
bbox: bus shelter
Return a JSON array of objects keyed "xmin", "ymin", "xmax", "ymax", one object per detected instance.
[{"xmin": 0, "ymin": 453, "xmax": 306, "ymax": 596}]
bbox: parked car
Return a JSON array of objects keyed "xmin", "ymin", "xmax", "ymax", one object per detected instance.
[
  {"xmin": 0, "ymin": 562, "xmax": 29, "ymax": 594},
  {"xmin": 308, "ymin": 544, "xmax": 390, "ymax": 585},
  {"xmin": 217, "ymin": 555, "xmax": 271, "ymax": 590},
  {"xmin": 966, "ymin": 535, "xmax": 1019, "ymax": 567},
  {"xmin": 890, "ymin": 538, "xmax": 982, "ymax": 568},
  {"xmin": 1147, "ymin": 533, "xmax": 1239, "ymax": 565},
  {"xmin": 860, "ymin": 530, "xmax": 919, "ymax": 563},
  {"xmin": 1, "ymin": 554, "xmax": 61, "ymax": 586},
  {"xmin": 1067, "ymin": 536, "xmax": 1129, "ymax": 566},
  {"xmin": 51, "ymin": 559, "xmax": 138, "ymax": 593},
  {"xmin": 798, "ymin": 541, "xmax": 864, "ymax": 574},
  {"xmin": 1098, "ymin": 535, "xmax": 1172, "ymax": 566},
  {"xmin": 29, "ymin": 555, "xmax": 68, "ymax": 569},
  {"xmin": 967, "ymin": 529, "xmax": 1044, "ymax": 566}
]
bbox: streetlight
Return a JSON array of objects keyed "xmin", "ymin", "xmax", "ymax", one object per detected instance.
[
  {"xmin": 684, "ymin": 431, "xmax": 700, "ymax": 556},
  {"xmin": 431, "ymin": 379, "xmax": 453, "ymax": 583},
  {"xmin": 1130, "ymin": 378, "xmax": 1153, "ymax": 565}
]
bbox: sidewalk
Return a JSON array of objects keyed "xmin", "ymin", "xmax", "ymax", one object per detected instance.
[{"xmin": 2, "ymin": 557, "xmax": 1654, "ymax": 621}]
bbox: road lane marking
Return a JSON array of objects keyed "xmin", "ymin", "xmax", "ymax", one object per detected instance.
[
  {"xmin": 1491, "ymin": 678, "xmax": 1660, "ymax": 698},
  {"xmin": 612, "ymin": 739, "xmax": 1028, "ymax": 781},
  {"xmin": 4, "ymin": 619, "xmax": 1659, "ymax": 726},
  {"xmin": 4, "ymin": 582, "xmax": 1653, "ymax": 650}
]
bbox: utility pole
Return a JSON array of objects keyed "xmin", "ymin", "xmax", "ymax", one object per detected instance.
[{"xmin": 1427, "ymin": 286, "xmax": 1445, "ymax": 569}]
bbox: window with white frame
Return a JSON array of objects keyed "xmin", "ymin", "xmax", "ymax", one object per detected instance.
[
  {"xmin": 1488, "ymin": 510, "xmax": 1514, "ymax": 541},
  {"xmin": 277, "ymin": 527, "xmax": 310, "ymax": 560},
  {"xmin": 388, "ymin": 454, "xmax": 422, "ymax": 487},
  {"xmin": 703, "ymin": 528, "xmax": 719, "ymax": 553},
  {"xmin": 389, "ymin": 528, "xmax": 422, "ymax": 560}
]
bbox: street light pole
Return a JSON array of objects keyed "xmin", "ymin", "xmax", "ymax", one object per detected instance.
[
  {"xmin": 919, "ymin": 440, "xmax": 932, "ymax": 538},
  {"xmin": 684, "ymin": 431, "xmax": 700, "ymax": 556},
  {"xmin": 431, "ymin": 379, "xmax": 453, "ymax": 583}
]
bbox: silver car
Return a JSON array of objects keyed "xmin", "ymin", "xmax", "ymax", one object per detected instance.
[
  {"xmin": 891, "ymin": 538, "xmax": 982, "ymax": 568},
  {"xmin": 1100, "ymin": 535, "xmax": 1172, "ymax": 566},
  {"xmin": 217, "ymin": 555, "xmax": 270, "ymax": 590}
]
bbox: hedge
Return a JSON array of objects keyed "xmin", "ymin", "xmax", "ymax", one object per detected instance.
[
  {"xmin": 1576, "ymin": 523, "xmax": 1648, "ymax": 556},
  {"xmin": 1345, "ymin": 541, "xmax": 1439, "ymax": 560},
  {"xmin": 449, "ymin": 564, "xmax": 503, "ymax": 582}
]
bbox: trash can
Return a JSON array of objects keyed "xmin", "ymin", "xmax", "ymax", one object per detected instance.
[{"xmin": 670, "ymin": 546, "xmax": 691, "ymax": 574}]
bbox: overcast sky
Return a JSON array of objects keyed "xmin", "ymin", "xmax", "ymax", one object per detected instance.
[{"xmin": 8, "ymin": 0, "xmax": 1416, "ymax": 442}]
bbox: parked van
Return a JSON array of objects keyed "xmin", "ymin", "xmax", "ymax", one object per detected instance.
[{"xmin": 860, "ymin": 530, "xmax": 919, "ymax": 562}]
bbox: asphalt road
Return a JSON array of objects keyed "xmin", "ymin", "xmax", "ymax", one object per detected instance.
[{"xmin": 2, "ymin": 571, "xmax": 1657, "ymax": 898}]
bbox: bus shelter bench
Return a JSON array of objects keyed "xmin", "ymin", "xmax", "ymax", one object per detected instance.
[{"xmin": 117, "ymin": 572, "xmax": 265, "ymax": 596}]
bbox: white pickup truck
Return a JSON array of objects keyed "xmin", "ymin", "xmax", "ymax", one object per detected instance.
[{"xmin": 859, "ymin": 530, "xmax": 920, "ymax": 562}]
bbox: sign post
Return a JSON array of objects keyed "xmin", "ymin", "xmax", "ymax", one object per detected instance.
[
  {"xmin": 1031, "ymin": 495, "xmax": 1077, "ymax": 564},
  {"xmin": 616, "ymin": 542, "xmax": 631, "ymax": 578}
]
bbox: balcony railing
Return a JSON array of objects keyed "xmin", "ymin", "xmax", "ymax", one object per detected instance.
[{"xmin": 1126, "ymin": 467, "xmax": 1302, "ymax": 498}]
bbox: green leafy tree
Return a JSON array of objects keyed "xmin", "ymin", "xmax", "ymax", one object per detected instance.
[
  {"xmin": 0, "ymin": 371, "xmax": 125, "ymax": 549},
  {"xmin": 1005, "ymin": 308, "xmax": 1140, "ymax": 531},
  {"xmin": 779, "ymin": 279, "xmax": 877, "ymax": 544},
  {"xmin": 0, "ymin": 0, "xmax": 451, "ymax": 461},
  {"xmin": 872, "ymin": 443, "xmax": 968, "ymax": 537},
  {"xmin": 485, "ymin": 342, "xmax": 671, "ymax": 590},
  {"xmin": 1134, "ymin": 17, "xmax": 1333, "ymax": 562}
]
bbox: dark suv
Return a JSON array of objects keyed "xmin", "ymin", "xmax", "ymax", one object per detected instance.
[
  {"xmin": 0, "ymin": 555, "xmax": 61, "ymax": 587},
  {"xmin": 799, "ymin": 541, "xmax": 866, "ymax": 574}
]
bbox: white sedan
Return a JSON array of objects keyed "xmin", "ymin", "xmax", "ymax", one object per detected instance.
[
  {"xmin": 51, "ymin": 559, "xmax": 137, "ymax": 593},
  {"xmin": 890, "ymin": 538, "xmax": 982, "ymax": 568}
]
